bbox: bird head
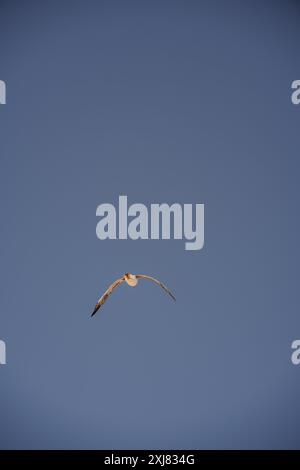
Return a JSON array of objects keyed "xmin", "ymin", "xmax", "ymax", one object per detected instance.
[{"xmin": 124, "ymin": 273, "xmax": 138, "ymax": 287}]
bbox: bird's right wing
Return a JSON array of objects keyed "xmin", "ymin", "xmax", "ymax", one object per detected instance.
[
  {"xmin": 136, "ymin": 275, "xmax": 176, "ymax": 301},
  {"xmin": 91, "ymin": 277, "xmax": 125, "ymax": 316}
]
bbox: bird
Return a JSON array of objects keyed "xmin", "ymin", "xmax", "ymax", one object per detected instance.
[{"xmin": 91, "ymin": 273, "xmax": 176, "ymax": 316}]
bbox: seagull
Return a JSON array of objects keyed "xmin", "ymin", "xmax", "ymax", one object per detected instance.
[{"xmin": 91, "ymin": 273, "xmax": 176, "ymax": 316}]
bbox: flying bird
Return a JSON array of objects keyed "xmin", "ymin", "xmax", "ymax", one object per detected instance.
[{"xmin": 91, "ymin": 273, "xmax": 176, "ymax": 316}]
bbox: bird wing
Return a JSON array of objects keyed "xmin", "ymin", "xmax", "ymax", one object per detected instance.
[
  {"xmin": 135, "ymin": 275, "xmax": 176, "ymax": 301},
  {"xmin": 91, "ymin": 277, "xmax": 125, "ymax": 316}
]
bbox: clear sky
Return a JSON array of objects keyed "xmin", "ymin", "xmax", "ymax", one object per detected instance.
[{"xmin": 0, "ymin": 0, "xmax": 300, "ymax": 449}]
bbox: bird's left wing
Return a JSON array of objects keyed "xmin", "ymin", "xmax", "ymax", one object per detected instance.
[
  {"xmin": 136, "ymin": 275, "xmax": 176, "ymax": 301},
  {"xmin": 91, "ymin": 277, "xmax": 125, "ymax": 316}
]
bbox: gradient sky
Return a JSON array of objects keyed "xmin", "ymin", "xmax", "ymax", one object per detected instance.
[{"xmin": 0, "ymin": 0, "xmax": 300, "ymax": 449}]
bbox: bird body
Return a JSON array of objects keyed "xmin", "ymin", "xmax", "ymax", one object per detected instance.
[
  {"xmin": 124, "ymin": 273, "xmax": 138, "ymax": 287},
  {"xmin": 91, "ymin": 273, "xmax": 175, "ymax": 316}
]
